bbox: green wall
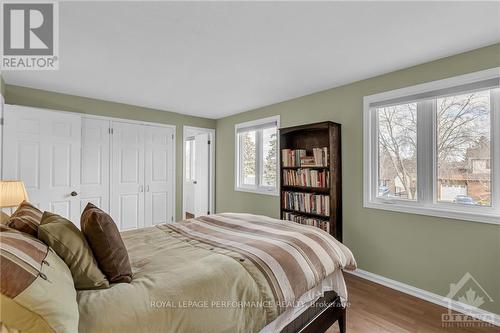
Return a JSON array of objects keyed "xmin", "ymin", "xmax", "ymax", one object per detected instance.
[
  {"xmin": 0, "ymin": 75, "xmax": 5, "ymax": 96},
  {"xmin": 4, "ymin": 85, "xmax": 216, "ymax": 221},
  {"xmin": 215, "ymin": 43, "xmax": 500, "ymax": 315}
]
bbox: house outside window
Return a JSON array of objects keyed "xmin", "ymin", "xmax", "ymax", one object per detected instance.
[
  {"xmin": 235, "ymin": 116, "xmax": 280, "ymax": 195},
  {"xmin": 364, "ymin": 68, "xmax": 500, "ymax": 224}
]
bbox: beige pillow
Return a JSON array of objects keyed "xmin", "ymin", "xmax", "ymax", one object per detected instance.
[
  {"xmin": 38, "ymin": 212, "xmax": 109, "ymax": 290},
  {"xmin": 0, "ymin": 228, "xmax": 79, "ymax": 333}
]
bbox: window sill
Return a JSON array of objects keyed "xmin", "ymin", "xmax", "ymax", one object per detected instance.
[
  {"xmin": 235, "ymin": 187, "xmax": 279, "ymax": 197},
  {"xmin": 364, "ymin": 201, "xmax": 500, "ymax": 225}
]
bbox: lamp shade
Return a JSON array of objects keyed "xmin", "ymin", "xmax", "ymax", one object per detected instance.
[{"xmin": 0, "ymin": 181, "xmax": 28, "ymax": 208}]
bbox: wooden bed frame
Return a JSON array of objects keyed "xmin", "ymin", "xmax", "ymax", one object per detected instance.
[
  {"xmin": 281, "ymin": 293, "xmax": 346, "ymax": 333},
  {"xmin": 300, "ymin": 298, "xmax": 345, "ymax": 333}
]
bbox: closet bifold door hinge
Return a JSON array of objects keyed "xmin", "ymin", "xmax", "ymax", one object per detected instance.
[
  {"xmin": 208, "ymin": 140, "xmax": 211, "ymax": 145},
  {"xmin": 0, "ymin": 118, "xmax": 4, "ymax": 126},
  {"xmin": 109, "ymin": 128, "xmax": 114, "ymax": 134}
]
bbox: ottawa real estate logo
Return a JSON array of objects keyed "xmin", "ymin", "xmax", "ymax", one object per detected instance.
[
  {"xmin": 441, "ymin": 272, "xmax": 495, "ymax": 328},
  {"xmin": 1, "ymin": 1, "xmax": 59, "ymax": 70}
]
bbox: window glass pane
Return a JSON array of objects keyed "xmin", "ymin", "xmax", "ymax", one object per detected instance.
[
  {"xmin": 240, "ymin": 130, "xmax": 256, "ymax": 185},
  {"xmin": 377, "ymin": 103, "xmax": 418, "ymax": 200},
  {"xmin": 261, "ymin": 127, "xmax": 278, "ymax": 187},
  {"xmin": 437, "ymin": 90, "xmax": 491, "ymax": 206}
]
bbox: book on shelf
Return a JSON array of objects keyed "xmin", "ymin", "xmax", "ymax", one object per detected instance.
[
  {"xmin": 281, "ymin": 147, "xmax": 329, "ymax": 167},
  {"xmin": 282, "ymin": 169, "xmax": 330, "ymax": 188},
  {"xmin": 283, "ymin": 212, "xmax": 330, "ymax": 233},
  {"xmin": 282, "ymin": 191, "xmax": 330, "ymax": 216}
]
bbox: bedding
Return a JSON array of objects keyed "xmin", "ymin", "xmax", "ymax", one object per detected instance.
[
  {"xmin": 81, "ymin": 203, "xmax": 133, "ymax": 283},
  {"xmin": 5, "ymin": 201, "xmax": 43, "ymax": 237},
  {"xmin": 0, "ymin": 226, "xmax": 79, "ymax": 333},
  {"xmin": 77, "ymin": 213, "xmax": 356, "ymax": 333},
  {"xmin": 38, "ymin": 211, "xmax": 109, "ymax": 290}
]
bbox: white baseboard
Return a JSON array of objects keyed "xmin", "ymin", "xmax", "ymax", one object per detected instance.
[{"xmin": 346, "ymin": 269, "xmax": 500, "ymax": 327}]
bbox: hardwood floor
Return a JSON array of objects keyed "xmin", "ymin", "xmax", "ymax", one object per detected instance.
[{"xmin": 326, "ymin": 273, "xmax": 500, "ymax": 333}]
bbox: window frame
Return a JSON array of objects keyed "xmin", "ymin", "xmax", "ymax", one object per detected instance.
[
  {"xmin": 235, "ymin": 115, "xmax": 280, "ymax": 196},
  {"xmin": 363, "ymin": 67, "xmax": 500, "ymax": 225}
]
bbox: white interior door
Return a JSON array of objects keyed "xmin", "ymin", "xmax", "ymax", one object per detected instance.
[
  {"xmin": 3, "ymin": 105, "xmax": 81, "ymax": 222},
  {"xmin": 184, "ymin": 138, "xmax": 195, "ymax": 217},
  {"xmin": 194, "ymin": 133, "xmax": 210, "ymax": 216},
  {"xmin": 144, "ymin": 125, "xmax": 174, "ymax": 226},
  {"xmin": 80, "ymin": 118, "xmax": 110, "ymax": 214},
  {"xmin": 110, "ymin": 121, "xmax": 145, "ymax": 230}
]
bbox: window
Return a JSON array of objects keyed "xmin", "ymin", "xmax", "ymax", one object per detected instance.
[
  {"xmin": 185, "ymin": 138, "xmax": 195, "ymax": 182},
  {"xmin": 377, "ymin": 103, "xmax": 418, "ymax": 200},
  {"xmin": 235, "ymin": 116, "xmax": 280, "ymax": 195},
  {"xmin": 436, "ymin": 90, "xmax": 491, "ymax": 206},
  {"xmin": 364, "ymin": 68, "xmax": 500, "ymax": 224}
]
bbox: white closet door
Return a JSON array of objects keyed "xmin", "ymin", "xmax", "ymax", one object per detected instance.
[
  {"xmin": 3, "ymin": 105, "xmax": 81, "ymax": 222},
  {"xmin": 144, "ymin": 125, "xmax": 175, "ymax": 226},
  {"xmin": 80, "ymin": 118, "xmax": 110, "ymax": 214},
  {"xmin": 110, "ymin": 121, "xmax": 145, "ymax": 230}
]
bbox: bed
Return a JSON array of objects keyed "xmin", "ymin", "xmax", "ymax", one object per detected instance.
[{"xmin": 77, "ymin": 213, "xmax": 356, "ymax": 333}]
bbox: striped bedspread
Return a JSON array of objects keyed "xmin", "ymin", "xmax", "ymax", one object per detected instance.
[{"xmin": 161, "ymin": 213, "xmax": 356, "ymax": 313}]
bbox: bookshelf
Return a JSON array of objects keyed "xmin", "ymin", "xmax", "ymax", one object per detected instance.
[{"xmin": 279, "ymin": 121, "xmax": 342, "ymax": 241}]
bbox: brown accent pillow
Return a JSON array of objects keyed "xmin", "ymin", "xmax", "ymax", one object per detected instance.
[
  {"xmin": 80, "ymin": 203, "xmax": 132, "ymax": 283},
  {"xmin": 6, "ymin": 201, "xmax": 43, "ymax": 237},
  {"xmin": 38, "ymin": 212, "xmax": 110, "ymax": 290}
]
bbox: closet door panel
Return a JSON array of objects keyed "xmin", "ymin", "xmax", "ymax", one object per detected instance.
[
  {"xmin": 111, "ymin": 122, "xmax": 145, "ymax": 230},
  {"xmin": 145, "ymin": 126, "xmax": 174, "ymax": 226},
  {"xmin": 80, "ymin": 118, "xmax": 110, "ymax": 214},
  {"xmin": 119, "ymin": 194, "xmax": 142, "ymax": 230},
  {"xmin": 3, "ymin": 105, "xmax": 81, "ymax": 222},
  {"xmin": 17, "ymin": 141, "xmax": 41, "ymax": 190}
]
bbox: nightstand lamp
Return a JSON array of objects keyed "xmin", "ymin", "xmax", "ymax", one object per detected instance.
[{"xmin": 0, "ymin": 180, "xmax": 28, "ymax": 224}]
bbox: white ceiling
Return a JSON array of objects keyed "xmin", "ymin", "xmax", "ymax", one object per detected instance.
[{"xmin": 3, "ymin": 1, "xmax": 500, "ymax": 119}]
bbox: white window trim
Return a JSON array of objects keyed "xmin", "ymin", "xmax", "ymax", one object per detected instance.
[
  {"xmin": 363, "ymin": 67, "xmax": 500, "ymax": 225},
  {"xmin": 235, "ymin": 115, "xmax": 280, "ymax": 196}
]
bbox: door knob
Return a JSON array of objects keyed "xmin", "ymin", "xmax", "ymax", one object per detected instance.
[
  {"xmin": 193, "ymin": 180, "xmax": 197, "ymax": 184},
  {"xmin": 70, "ymin": 191, "xmax": 78, "ymax": 197}
]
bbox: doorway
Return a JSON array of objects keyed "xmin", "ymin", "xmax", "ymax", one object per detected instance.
[{"xmin": 182, "ymin": 126, "xmax": 215, "ymax": 219}]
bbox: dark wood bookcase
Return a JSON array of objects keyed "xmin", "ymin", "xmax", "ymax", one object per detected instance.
[{"xmin": 279, "ymin": 121, "xmax": 342, "ymax": 241}]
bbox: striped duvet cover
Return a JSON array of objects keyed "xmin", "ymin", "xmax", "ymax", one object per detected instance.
[{"xmin": 162, "ymin": 213, "xmax": 357, "ymax": 313}]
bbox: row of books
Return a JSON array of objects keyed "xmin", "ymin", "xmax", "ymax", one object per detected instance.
[
  {"xmin": 281, "ymin": 147, "xmax": 329, "ymax": 167},
  {"xmin": 282, "ymin": 169, "xmax": 330, "ymax": 188},
  {"xmin": 282, "ymin": 191, "xmax": 330, "ymax": 216},
  {"xmin": 282, "ymin": 149, "xmax": 306, "ymax": 167},
  {"xmin": 283, "ymin": 212, "xmax": 330, "ymax": 233}
]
